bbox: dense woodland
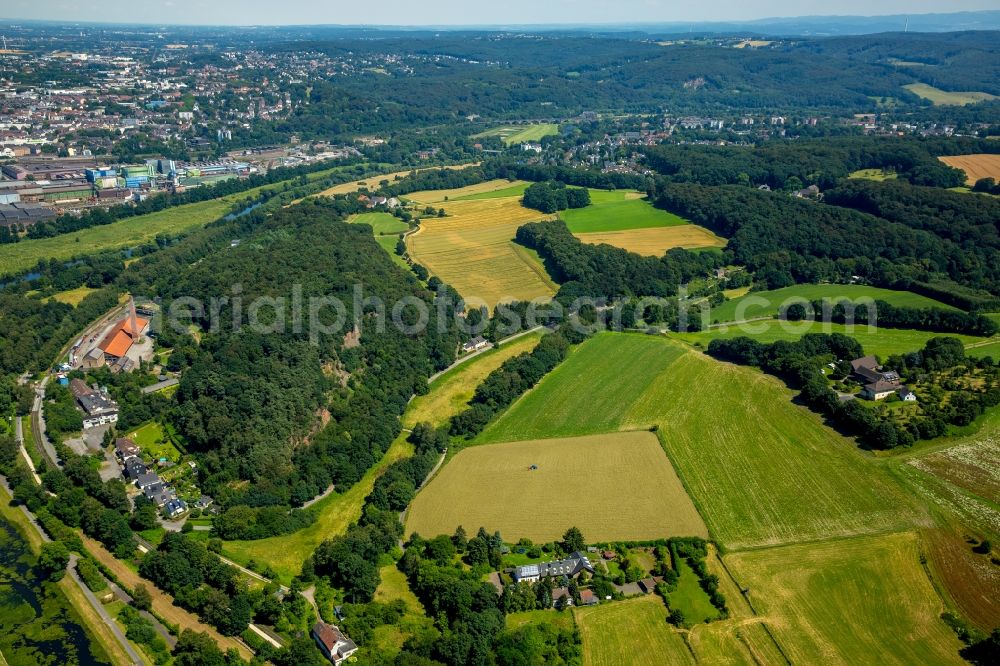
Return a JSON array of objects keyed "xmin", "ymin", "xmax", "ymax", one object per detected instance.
[{"xmin": 231, "ymin": 32, "xmax": 1000, "ymax": 145}]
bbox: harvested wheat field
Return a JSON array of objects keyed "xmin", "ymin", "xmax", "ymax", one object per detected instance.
[
  {"xmin": 407, "ymin": 179, "xmax": 530, "ymax": 204},
  {"xmin": 405, "ymin": 191, "xmax": 557, "ymax": 307},
  {"xmin": 575, "ymin": 225, "xmax": 727, "ymax": 255},
  {"xmin": 939, "ymin": 154, "xmax": 1000, "ymax": 185},
  {"xmin": 316, "ymin": 164, "xmax": 474, "ymax": 197},
  {"xmin": 405, "ymin": 431, "xmax": 708, "ymax": 543}
]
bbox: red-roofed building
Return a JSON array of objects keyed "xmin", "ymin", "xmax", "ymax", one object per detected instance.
[
  {"xmin": 311, "ymin": 622, "xmax": 358, "ymax": 664},
  {"xmin": 96, "ymin": 298, "xmax": 149, "ymax": 369}
]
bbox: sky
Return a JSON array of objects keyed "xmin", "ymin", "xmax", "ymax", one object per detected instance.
[{"xmin": 1, "ymin": 0, "xmax": 997, "ymax": 27}]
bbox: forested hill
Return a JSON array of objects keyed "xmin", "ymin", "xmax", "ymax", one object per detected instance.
[
  {"xmin": 126, "ymin": 199, "xmax": 463, "ymax": 508},
  {"xmin": 650, "ymin": 182, "xmax": 1000, "ymax": 301},
  {"xmin": 239, "ymin": 31, "xmax": 1000, "ymax": 145}
]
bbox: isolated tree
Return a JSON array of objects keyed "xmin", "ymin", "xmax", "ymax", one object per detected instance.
[
  {"xmin": 38, "ymin": 542, "xmax": 70, "ymax": 581},
  {"xmin": 562, "ymin": 526, "xmax": 585, "ymax": 553},
  {"xmin": 132, "ymin": 584, "xmax": 152, "ymax": 611}
]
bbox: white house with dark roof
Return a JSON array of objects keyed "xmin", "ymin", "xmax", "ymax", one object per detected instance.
[
  {"xmin": 312, "ymin": 622, "xmax": 358, "ymax": 665},
  {"xmin": 513, "ymin": 552, "xmax": 595, "ymax": 583}
]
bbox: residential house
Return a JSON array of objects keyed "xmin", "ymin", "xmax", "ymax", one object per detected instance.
[
  {"xmin": 124, "ymin": 458, "xmax": 148, "ymax": 481},
  {"xmin": 134, "ymin": 472, "xmax": 161, "ymax": 489},
  {"xmin": 512, "ymin": 552, "xmax": 595, "ymax": 584},
  {"xmin": 579, "ymin": 589, "xmax": 599, "ymax": 606},
  {"xmin": 115, "ymin": 438, "xmax": 141, "ymax": 463},
  {"xmin": 638, "ymin": 578, "xmax": 659, "ymax": 594},
  {"xmin": 551, "ymin": 587, "xmax": 574, "ymax": 607},
  {"xmin": 851, "ymin": 356, "xmax": 900, "ymax": 386},
  {"xmin": 164, "ymin": 498, "xmax": 187, "ymax": 518},
  {"xmin": 898, "ymin": 387, "xmax": 918, "ymax": 402},
  {"xmin": 862, "ymin": 380, "xmax": 899, "ymax": 401},
  {"xmin": 144, "ymin": 484, "xmax": 177, "ymax": 507},
  {"xmin": 461, "ymin": 336, "xmax": 489, "ymax": 353},
  {"xmin": 312, "ymin": 622, "xmax": 358, "ymax": 665}
]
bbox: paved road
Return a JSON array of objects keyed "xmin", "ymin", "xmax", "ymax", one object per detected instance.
[
  {"xmin": 102, "ymin": 576, "xmax": 177, "ymax": 649},
  {"xmin": 427, "ymin": 325, "xmax": 544, "ymax": 383},
  {"xmin": 68, "ymin": 554, "xmax": 147, "ymax": 666},
  {"xmin": 31, "ymin": 376, "xmax": 60, "ymax": 469}
]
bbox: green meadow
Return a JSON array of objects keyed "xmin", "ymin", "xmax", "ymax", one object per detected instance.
[
  {"xmin": 673, "ymin": 319, "xmax": 990, "ymax": 359},
  {"xmin": 479, "ymin": 332, "xmax": 924, "ymax": 550},
  {"xmin": 708, "ymin": 284, "xmax": 958, "ymax": 324},
  {"xmin": 560, "ymin": 191, "xmax": 690, "ymax": 233},
  {"xmin": 452, "ymin": 182, "xmax": 531, "ymax": 201}
]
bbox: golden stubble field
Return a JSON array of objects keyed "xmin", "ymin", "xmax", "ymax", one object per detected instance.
[
  {"xmin": 405, "ymin": 431, "xmax": 709, "ymax": 543},
  {"xmin": 938, "ymin": 154, "xmax": 1000, "ymax": 185},
  {"xmin": 406, "ymin": 183, "xmax": 558, "ymax": 307},
  {"xmin": 575, "ymin": 225, "xmax": 727, "ymax": 256}
]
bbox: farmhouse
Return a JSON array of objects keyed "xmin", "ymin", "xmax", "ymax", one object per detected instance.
[
  {"xmin": 851, "ymin": 356, "xmax": 900, "ymax": 386},
  {"xmin": 70, "ymin": 379, "xmax": 119, "ymax": 429},
  {"xmin": 311, "ymin": 622, "xmax": 358, "ymax": 665},
  {"xmin": 512, "ymin": 552, "xmax": 595, "ymax": 583},
  {"xmin": 862, "ymin": 380, "xmax": 899, "ymax": 401},
  {"xmin": 461, "ymin": 336, "xmax": 489, "ymax": 353}
]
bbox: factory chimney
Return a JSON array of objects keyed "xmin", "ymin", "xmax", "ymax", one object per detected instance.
[{"xmin": 129, "ymin": 296, "xmax": 139, "ymax": 338}]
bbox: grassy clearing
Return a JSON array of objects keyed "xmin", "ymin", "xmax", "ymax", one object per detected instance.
[
  {"xmin": 709, "ymin": 284, "xmax": 958, "ymax": 324},
  {"xmin": 405, "ymin": 192, "xmax": 557, "ymax": 307},
  {"xmin": 666, "ymin": 554, "xmax": 719, "ymax": 624},
  {"xmin": 348, "ymin": 212, "xmax": 409, "ymax": 235},
  {"xmin": 127, "ymin": 421, "xmax": 181, "ymax": 462},
  {"xmin": 574, "ymin": 594, "xmax": 693, "ymax": 666},
  {"xmin": 560, "ymin": 191, "xmax": 725, "ymax": 254},
  {"xmin": 371, "ymin": 565, "xmax": 434, "ymax": 655},
  {"xmin": 406, "ymin": 431, "xmax": 707, "ymax": 543},
  {"xmin": 45, "ymin": 286, "xmax": 100, "ymax": 306},
  {"xmin": 575, "ymin": 226, "xmax": 726, "ymax": 255},
  {"xmin": 904, "ymin": 83, "xmax": 997, "ymax": 106},
  {"xmin": 938, "ymin": 154, "xmax": 1000, "ymax": 185},
  {"xmin": 674, "ymin": 319, "xmax": 988, "ymax": 359},
  {"xmin": 481, "ymin": 332, "xmax": 923, "ymax": 549},
  {"xmin": 473, "ymin": 124, "xmax": 559, "ymax": 146},
  {"xmin": 506, "ymin": 609, "xmax": 576, "ymax": 632},
  {"xmin": 561, "ymin": 193, "xmax": 687, "ymax": 233},
  {"xmin": 403, "ymin": 332, "xmax": 543, "ymax": 429},
  {"xmin": 727, "ymin": 532, "xmax": 964, "ymax": 665},
  {"xmin": 848, "ymin": 168, "xmax": 898, "ymax": 181},
  {"xmin": 479, "ymin": 333, "xmax": 687, "ymax": 443}
]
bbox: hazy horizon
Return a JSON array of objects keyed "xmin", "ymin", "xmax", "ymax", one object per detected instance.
[{"xmin": 2, "ymin": 1, "xmax": 998, "ymax": 28}]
